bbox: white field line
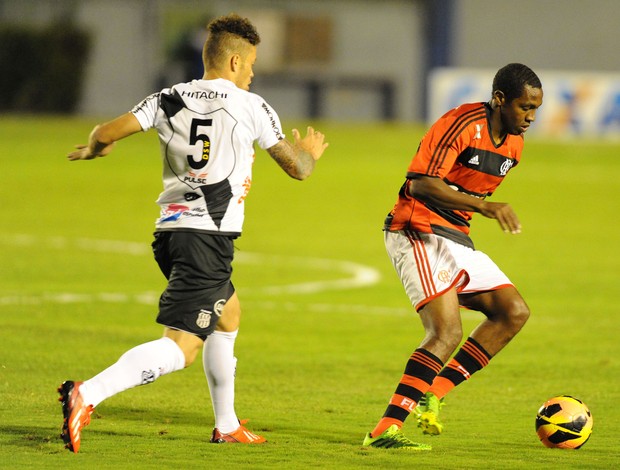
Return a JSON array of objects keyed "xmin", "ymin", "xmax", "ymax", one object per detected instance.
[
  {"xmin": 0, "ymin": 291, "xmax": 413, "ymax": 317},
  {"xmin": 0, "ymin": 233, "xmax": 485, "ymax": 319},
  {"xmin": 0, "ymin": 233, "xmax": 382, "ymax": 303},
  {"xmin": 1, "ymin": 233, "xmax": 151, "ymax": 256},
  {"xmin": 0, "ymin": 292, "xmax": 484, "ymax": 320},
  {"xmin": 236, "ymin": 252, "xmax": 381, "ymax": 295}
]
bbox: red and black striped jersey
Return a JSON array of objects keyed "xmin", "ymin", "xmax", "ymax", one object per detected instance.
[{"xmin": 384, "ymin": 102, "xmax": 523, "ymax": 248}]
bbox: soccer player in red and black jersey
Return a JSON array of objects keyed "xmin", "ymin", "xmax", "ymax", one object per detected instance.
[{"xmin": 363, "ymin": 63, "xmax": 543, "ymax": 449}]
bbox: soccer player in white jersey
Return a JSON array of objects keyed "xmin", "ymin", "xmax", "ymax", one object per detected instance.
[{"xmin": 58, "ymin": 13, "xmax": 328, "ymax": 453}]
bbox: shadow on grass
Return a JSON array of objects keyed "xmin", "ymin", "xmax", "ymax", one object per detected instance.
[
  {"xmin": 0, "ymin": 424, "xmax": 59, "ymax": 450},
  {"xmin": 0, "ymin": 422, "xmax": 144, "ymax": 454},
  {"xmin": 0, "ymin": 423, "xmax": 113, "ymax": 455}
]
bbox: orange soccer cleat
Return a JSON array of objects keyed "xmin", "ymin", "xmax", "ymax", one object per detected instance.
[
  {"xmin": 58, "ymin": 381, "xmax": 94, "ymax": 453},
  {"xmin": 210, "ymin": 420, "xmax": 266, "ymax": 444}
]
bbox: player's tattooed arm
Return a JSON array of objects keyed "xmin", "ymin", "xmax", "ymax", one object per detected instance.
[
  {"xmin": 267, "ymin": 140, "xmax": 315, "ymax": 180},
  {"xmin": 267, "ymin": 127, "xmax": 328, "ymax": 180}
]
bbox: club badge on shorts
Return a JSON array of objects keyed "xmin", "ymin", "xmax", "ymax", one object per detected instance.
[
  {"xmin": 196, "ymin": 299, "xmax": 226, "ymax": 329},
  {"xmin": 196, "ymin": 310, "xmax": 212, "ymax": 329}
]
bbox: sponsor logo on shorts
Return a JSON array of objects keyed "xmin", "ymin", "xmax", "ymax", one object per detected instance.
[{"xmin": 214, "ymin": 299, "xmax": 226, "ymax": 317}]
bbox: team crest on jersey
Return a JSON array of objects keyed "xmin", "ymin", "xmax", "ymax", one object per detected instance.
[{"xmin": 499, "ymin": 159, "xmax": 514, "ymax": 176}]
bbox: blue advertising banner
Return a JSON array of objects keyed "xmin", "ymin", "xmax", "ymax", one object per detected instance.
[{"xmin": 429, "ymin": 68, "xmax": 620, "ymax": 138}]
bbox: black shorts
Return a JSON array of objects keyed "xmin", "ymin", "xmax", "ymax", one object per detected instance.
[{"xmin": 152, "ymin": 230, "xmax": 235, "ymax": 339}]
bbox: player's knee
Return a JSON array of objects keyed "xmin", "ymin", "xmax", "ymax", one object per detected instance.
[
  {"xmin": 425, "ymin": 324, "xmax": 462, "ymax": 357},
  {"xmin": 164, "ymin": 328, "xmax": 203, "ymax": 367},
  {"xmin": 439, "ymin": 326, "xmax": 463, "ymax": 352},
  {"xmin": 215, "ymin": 315, "xmax": 240, "ymax": 332},
  {"xmin": 216, "ymin": 295, "xmax": 241, "ymax": 332},
  {"xmin": 183, "ymin": 351, "xmax": 196, "ymax": 367},
  {"xmin": 506, "ymin": 298, "xmax": 530, "ymax": 332}
]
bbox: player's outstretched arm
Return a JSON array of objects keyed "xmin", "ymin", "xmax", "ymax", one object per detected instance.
[
  {"xmin": 267, "ymin": 126, "xmax": 328, "ymax": 180},
  {"xmin": 67, "ymin": 113, "xmax": 143, "ymax": 161}
]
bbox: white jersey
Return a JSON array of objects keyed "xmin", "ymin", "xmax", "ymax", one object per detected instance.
[{"xmin": 131, "ymin": 78, "xmax": 284, "ymax": 236}]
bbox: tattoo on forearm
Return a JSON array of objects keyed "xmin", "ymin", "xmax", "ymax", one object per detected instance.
[{"xmin": 269, "ymin": 140, "xmax": 315, "ymax": 179}]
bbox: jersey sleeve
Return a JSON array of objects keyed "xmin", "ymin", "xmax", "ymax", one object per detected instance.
[
  {"xmin": 130, "ymin": 92, "xmax": 163, "ymax": 132},
  {"xmin": 254, "ymin": 98, "xmax": 285, "ymax": 150},
  {"xmin": 408, "ymin": 116, "xmax": 471, "ymax": 178}
]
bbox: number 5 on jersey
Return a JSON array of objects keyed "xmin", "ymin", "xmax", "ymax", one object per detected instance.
[{"xmin": 188, "ymin": 118, "xmax": 213, "ymax": 170}]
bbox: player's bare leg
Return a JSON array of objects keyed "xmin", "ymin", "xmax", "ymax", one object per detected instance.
[
  {"xmin": 460, "ymin": 286, "xmax": 530, "ymax": 356},
  {"xmin": 417, "ymin": 287, "xmax": 530, "ymax": 435},
  {"xmin": 418, "ymin": 288, "xmax": 464, "ymax": 363},
  {"xmin": 412, "ymin": 290, "xmax": 464, "ymax": 436},
  {"xmin": 163, "ymin": 327, "xmax": 203, "ymax": 366},
  {"xmin": 215, "ymin": 292, "xmax": 241, "ymax": 332},
  {"xmin": 366, "ymin": 289, "xmax": 463, "ymax": 447}
]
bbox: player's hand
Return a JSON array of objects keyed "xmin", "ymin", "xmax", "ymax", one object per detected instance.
[
  {"xmin": 67, "ymin": 142, "xmax": 115, "ymax": 161},
  {"xmin": 480, "ymin": 201, "xmax": 521, "ymax": 234},
  {"xmin": 292, "ymin": 126, "xmax": 328, "ymax": 161}
]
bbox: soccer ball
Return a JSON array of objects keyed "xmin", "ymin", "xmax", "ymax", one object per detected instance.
[{"xmin": 535, "ymin": 395, "xmax": 593, "ymax": 449}]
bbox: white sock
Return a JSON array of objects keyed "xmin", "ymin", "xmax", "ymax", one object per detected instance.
[
  {"xmin": 79, "ymin": 337, "xmax": 185, "ymax": 408},
  {"xmin": 203, "ymin": 330, "xmax": 239, "ymax": 433}
]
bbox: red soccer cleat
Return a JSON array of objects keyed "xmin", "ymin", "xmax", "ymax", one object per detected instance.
[{"xmin": 58, "ymin": 381, "xmax": 94, "ymax": 453}]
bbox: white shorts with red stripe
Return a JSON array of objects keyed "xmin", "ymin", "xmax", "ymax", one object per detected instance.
[{"xmin": 384, "ymin": 230, "xmax": 513, "ymax": 311}]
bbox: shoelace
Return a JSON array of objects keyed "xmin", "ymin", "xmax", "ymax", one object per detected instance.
[{"xmin": 386, "ymin": 428, "xmax": 415, "ymax": 445}]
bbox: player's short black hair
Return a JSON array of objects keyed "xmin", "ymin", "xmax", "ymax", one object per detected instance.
[
  {"xmin": 492, "ymin": 63, "xmax": 542, "ymax": 102},
  {"xmin": 207, "ymin": 13, "xmax": 260, "ymax": 46}
]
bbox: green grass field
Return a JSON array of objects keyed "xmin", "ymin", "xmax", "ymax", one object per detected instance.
[{"xmin": 1, "ymin": 115, "xmax": 618, "ymax": 469}]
